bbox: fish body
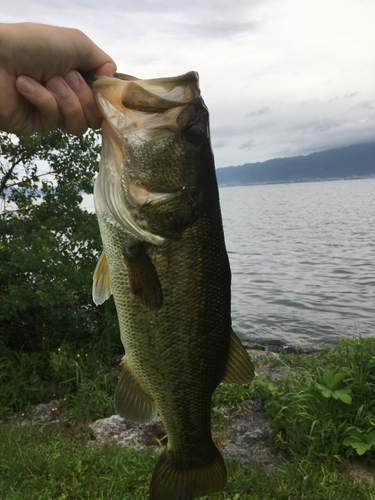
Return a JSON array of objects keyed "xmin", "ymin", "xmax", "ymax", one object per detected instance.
[{"xmin": 91, "ymin": 72, "xmax": 254, "ymax": 499}]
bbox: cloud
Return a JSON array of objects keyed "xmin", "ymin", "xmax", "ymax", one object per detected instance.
[
  {"xmin": 356, "ymin": 101, "xmax": 375, "ymax": 110},
  {"xmin": 178, "ymin": 20, "xmax": 259, "ymax": 38},
  {"xmin": 2, "ymin": 0, "xmax": 375, "ymax": 169},
  {"xmin": 245, "ymin": 106, "xmax": 270, "ymax": 118},
  {"xmin": 239, "ymin": 140, "xmax": 253, "ymax": 150},
  {"xmin": 213, "ymin": 139, "xmax": 230, "ymax": 148}
]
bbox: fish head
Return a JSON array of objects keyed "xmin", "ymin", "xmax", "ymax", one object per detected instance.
[{"xmin": 90, "ymin": 72, "xmax": 216, "ymax": 241}]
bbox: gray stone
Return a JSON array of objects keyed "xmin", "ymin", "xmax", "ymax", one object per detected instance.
[
  {"xmin": 0, "ymin": 400, "xmax": 62, "ymax": 428},
  {"xmin": 256, "ymin": 365, "xmax": 295, "ymax": 381},
  {"xmin": 247, "ymin": 349, "xmax": 281, "ymax": 361},
  {"xmin": 221, "ymin": 400, "xmax": 288, "ymax": 472},
  {"xmin": 89, "ymin": 415, "xmax": 166, "ymax": 450}
]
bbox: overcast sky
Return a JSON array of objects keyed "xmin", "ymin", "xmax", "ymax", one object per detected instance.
[{"xmin": 3, "ymin": 0, "xmax": 375, "ymax": 168}]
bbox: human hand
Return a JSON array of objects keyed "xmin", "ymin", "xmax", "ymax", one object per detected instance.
[{"xmin": 0, "ymin": 23, "xmax": 116, "ymax": 136}]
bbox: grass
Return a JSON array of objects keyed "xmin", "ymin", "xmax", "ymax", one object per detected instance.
[
  {"xmin": 0, "ymin": 422, "xmax": 374, "ymax": 500},
  {"xmin": 1, "ymin": 334, "xmax": 375, "ymax": 499}
]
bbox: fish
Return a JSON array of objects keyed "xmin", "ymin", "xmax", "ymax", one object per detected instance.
[{"xmin": 90, "ymin": 71, "xmax": 255, "ymax": 500}]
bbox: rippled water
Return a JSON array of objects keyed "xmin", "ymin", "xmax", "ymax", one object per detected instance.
[{"xmin": 219, "ymin": 178, "xmax": 375, "ymax": 350}]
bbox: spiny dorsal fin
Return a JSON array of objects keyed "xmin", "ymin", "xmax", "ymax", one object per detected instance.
[
  {"xmin": 221, "ymin": 328, "xmax": 255, "ymax": 384},
  {"xmin": 92, "ymin": 251, "xmax": 112, "ymax": 305},
  {"xmin": 123, "ymin": 243, "xmax": 163, "ymax": 309},
  {"xmin": 115, "ymin": 356, "xmax": 158, "ymax": 424}
]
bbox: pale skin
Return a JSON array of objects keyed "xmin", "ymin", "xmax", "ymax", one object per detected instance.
[{"xmin": 0, "ymin": 22, "xmax": 117, "ymax": 137}]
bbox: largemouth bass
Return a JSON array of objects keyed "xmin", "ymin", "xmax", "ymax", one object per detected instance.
[{"xmin": 90, "ymin": 71, "xmax": 254, "ymax": 500}]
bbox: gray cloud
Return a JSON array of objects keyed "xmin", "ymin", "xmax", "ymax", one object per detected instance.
[
  {"xmin": 356, "ymin": 101, "xmax": 375, "ymax": 110},
  {"xmin": 3, "ymin": 0, "xmax": 375, "ymax": 169},
  {"xmin": 180, "ymin": 20, "xmax": 259, "ymax": 38},
  {"xmin": 245, "ymin": 106, "xmax": 270, "ymax": 118},
  {"xmin": 213, "ymin": 139, "xmax": 230, "ymax": 148},
  {"xmin": 239, "ymin": 140, "xmax": 253, "ymax": 150}
]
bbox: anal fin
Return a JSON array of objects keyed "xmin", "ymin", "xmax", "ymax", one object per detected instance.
[
  {"xmin": 115, "ymin": 356, "xmax": 158, "ymax": 424},
  {"xmin": 92, "ymin": 251, "xmax": 112, "ymax": 305},
  {"xmin": 221, "ymin": 328, "xmax": 255, "ymax": 384},
  {"xmin": 123, "ymin": 242, "xmax": 163, "ymax": 309}
]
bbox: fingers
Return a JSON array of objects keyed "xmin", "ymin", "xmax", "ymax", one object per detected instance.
[
  {"xmin": 64, "ymin": 71, "xmax": 103, "ymax": 129},
  {"xmin": 16, "ymin": 76, "xmax": 60, "ymax": 136},
  {"xmin": 47, "ymin": 71, "xmax": 102, "ymax": 134},
  {"xmin": 16, "ymin": 71, "xmax": 102, "ymax": 136}
]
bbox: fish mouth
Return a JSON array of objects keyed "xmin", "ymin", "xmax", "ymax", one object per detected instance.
[
  {"xmin": 88, "ymin": 71, "xmax": 200, "ymax": 112},
  {"xmin": 91, "ymin": 72, "xmax": 202, "ymax": 244},
  {"xmin": 91, "ymin": 71, "xmax": 200, "ymax": 207}
]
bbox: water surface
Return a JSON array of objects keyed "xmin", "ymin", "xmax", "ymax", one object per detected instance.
[{"xmin": 219, "ymin": 178, "xmax": 375, "ymax": 350}]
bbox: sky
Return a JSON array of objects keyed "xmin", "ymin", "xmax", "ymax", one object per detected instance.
[{"xmin": 3, "ymin": 0, "xmax": 375, "ymax": 168}]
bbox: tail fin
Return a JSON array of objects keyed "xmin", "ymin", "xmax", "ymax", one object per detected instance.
[{"xmin": 149, "ymin": 445, "xmax": 227, "ymax": 500}]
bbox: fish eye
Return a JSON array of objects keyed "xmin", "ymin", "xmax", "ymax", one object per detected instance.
[{"xmin": 183, "ymin": 124, "xmax": 205, "ymax": 145}]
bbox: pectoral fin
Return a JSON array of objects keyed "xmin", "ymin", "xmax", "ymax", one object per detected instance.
[
  {"xmin": 123, "ymin": 243, "xmax": 163, "ymax": 309},
  {"xmin": 115, "ymin": 356, "xmax": 158, "ymax": 424},
  {"xmin": 221, "ymin": 328, "xmax": 255, "ymax": 384},
  {"xmin": 92, "ymin": 251, "xmax": 112, "ymax": 305}
]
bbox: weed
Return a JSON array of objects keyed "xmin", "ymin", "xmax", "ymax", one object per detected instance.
[{"xmin": 267, "ymin": 335, "xmax": 375, "ymax": 461}]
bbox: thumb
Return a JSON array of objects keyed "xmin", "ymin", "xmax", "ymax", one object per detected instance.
[{"xmin": 95, "ymin": 62, "xmax": 117, "ymax": 77}]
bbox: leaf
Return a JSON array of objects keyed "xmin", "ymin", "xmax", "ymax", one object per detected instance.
[
  {"xmin": 366, "ymin": 432, "xmax": 375, "ymax": 446},
  {"xmin": 316, "ymin": 383, "xmax": 332, "ymax": 398},
  {"xmin": 331, "ymin": 388, "xmax": 352, "ymax": 404},
  {"xmin": 351, "ymin": 442, "xmax": 373, "ymax": 456},
  {"xmin": 332, "ymin": 371, "xmax": 347, "ymax": 385},
  {"xmin": 322, "ymin": 371, "xmax": 334, "ymax": 388},
  {"xmin": 322, "ymin": 370, "xmax": 346, "ymax": 389}
]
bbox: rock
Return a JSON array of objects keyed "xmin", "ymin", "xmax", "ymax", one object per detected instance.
[
  {"xmin": 88, "ymin": 400, "xmax": 287, "ymax": 472},
  {"xmin": 256, "ymin": 365, "xmax": 295, "ymax": 382},
  {"xmin": 89, "ymin": 415, "xmax": 166, "ymax": 451},
  {"xmin": 247, "ymin": 345, "xmax": 266, "ymax": 351},
  {"xmin": 346, "ymin": 462, "xmax": 375, "ymax": 486},
  {"xmin": 0, "ymin": 400, "xmax": 62, "ymax": 428},
  {"xmin": 247, "ymin": 349, "xmax": 280, "ymax": 360},
  {"xmin": 221, "ymin": 400, "xmax": 288, "ymax": 472}
]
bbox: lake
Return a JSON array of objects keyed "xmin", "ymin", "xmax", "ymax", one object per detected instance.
[
  {"xmin": 82, "ymin": 177, "xmax": 375, "ymax": 351},
  {"xmin": 219, "ymin": 178, "xmax": 375, "ymax": 350}
]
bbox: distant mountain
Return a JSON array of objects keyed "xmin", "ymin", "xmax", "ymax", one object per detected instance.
[{"xmin": 215, "ymin": 142, "xmax": 375, "ymax": 186}]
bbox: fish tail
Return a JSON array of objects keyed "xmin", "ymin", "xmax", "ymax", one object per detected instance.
[{"xmin": 149, "ymin": 445, "xmax": 227, "ymax": 500}]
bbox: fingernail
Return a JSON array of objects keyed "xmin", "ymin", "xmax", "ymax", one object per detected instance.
[
  {"xmin": 95, "ymin": 62, "xmax": 117, "ymax": 77},
  {"xmin": 65, "ymin": 71, "xmax": 81, "ymax": 91},
  {"xmin": 47, "ymin": 77, "xmax": 67, "ymax": 96},
  {"xmin": 17, "ymin": 76, "xmax": 35, "ymax": 95}
]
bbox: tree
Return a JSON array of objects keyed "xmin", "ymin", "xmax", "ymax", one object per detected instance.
[{"xmin": 0, "ymin": 129, "xmax": 119, "ymax": 356}]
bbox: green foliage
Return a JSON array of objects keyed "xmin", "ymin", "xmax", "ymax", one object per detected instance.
[
  {"xmin": 212, "ymin": 370, "xmax": 283, "ymax": 409},
  {"xmin": 0, "ymin": 339, "xmax": 118, "ymax": 419},
  {"xmin": 266, "ymin": 335, "xmax": 375, "ymax": 460},
  {"xmin": 0, "ymin": 128, "xmax": 119, "ymax": 355},
  {"xmin": 0, "ymin": 341, "xmax": 51, "ymax": 415},
  {"xmin": 0, "ymin": 128, "xmax": 122, "ymax": 414},
  {"xmin": 316, "ymin": 371, "xmax": 352, "ymax": 404}
]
